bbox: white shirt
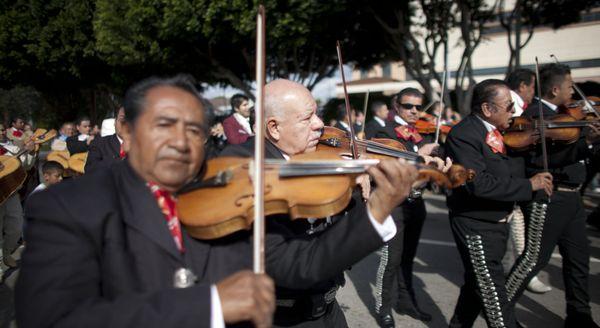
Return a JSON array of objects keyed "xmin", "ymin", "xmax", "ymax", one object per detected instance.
[
  {"xmin": 31, "ymin": 183, "xmax": 47, "ymax": 195},
  {"xmin": 233, "ymin": 113, "xmax": 254, "ymax": 136},
  {"xmin": 374, "ymin": 117, "xmax": 386, "ymax": 127},
  {"xmin": 211, "ymin": 285, "xmax": 225, "ymax": 328},
  {"xmin": 338, "ymin": 121, "xmax": 350, "ymax": 132},
  {"xmin": 509, "ymin": 90, "xmax": 525, "ymax": 117},
  {"xmin": 77, "ymin": 134, "xmax": 90, "ymax": 142},
  {"xmin": 476, "ymin": 115, "xmax": 496, "ymax": 132},
  {"xmin": 539, "ymin": 98, "xmax": 558, "ymax": 112},
  {"xmin": 394, "ymin": 115, "xmax": 409, "ymax": 126}
]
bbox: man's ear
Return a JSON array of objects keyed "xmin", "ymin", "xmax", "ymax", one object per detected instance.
[
  {"xmin": 121, "ymin": 122, "xmax": 133, "ymax": 152},
  {"xmin": 266, "ymin": 117, "xmax": 280, "ymax": 141},
  {"xmin": 551, "ymin": 85, "xmax": 560, "ymax": 98},
  {"xmin": 481, "ymin": 103, "xmax": 493, "ymax": 118}
]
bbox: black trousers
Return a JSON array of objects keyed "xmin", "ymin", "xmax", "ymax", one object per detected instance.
[
  {"xmin": 506, "ymin": 191, "xmax": 591, "ymax": 317},
  {"xmin": 273, "ymin": 300, "xmax": 348, "ymax": 328},
  {"xmin": 449, "ymin": 215, "xmax": 517, "ymax": 328},
  {"xmin": 375, "ymin": 197, "xmax": 426, "ymax": 314}
]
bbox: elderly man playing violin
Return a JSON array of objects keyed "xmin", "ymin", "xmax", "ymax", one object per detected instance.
[
  {"xmin": 16, "ymin": 75, "xmax": 276, "ymax": 328},
  {"xmin": 220, "ymin": 79, "xmax": 448, "ymax": 328}
]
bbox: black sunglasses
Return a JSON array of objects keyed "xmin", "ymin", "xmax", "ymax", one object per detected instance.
[{"xmin": 399, "ymin": 103, "xmax": 423, "ymax": 111}]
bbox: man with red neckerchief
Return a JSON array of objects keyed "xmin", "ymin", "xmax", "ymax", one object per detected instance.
[{"xmin": 374, "ymin": 88, "xmax": 450, "ymax": 327}]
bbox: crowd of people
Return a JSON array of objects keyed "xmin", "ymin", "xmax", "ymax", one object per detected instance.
[{"xmin": 0, "ymin": 62, "xmax": 599, "ymax": 328}]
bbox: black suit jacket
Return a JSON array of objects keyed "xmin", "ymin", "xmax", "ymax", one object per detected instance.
[
  {"xmin": 16, "ymin": 161, "xmax": 252, "ymax": 328},
  {"xmin": 220, "ymin": 138, "xmax": 385, "ymax": 294},
  {"xmin": 520, "ymin": 99, "xmax": 592, "ymax": 186},
  {"xmin": 85, "ymin": 134, "xmax": 122, "ymax": 173},
  {"xmin": 444, "ymin": 114, "xmax": 532, "ymax": 222},
  {"xmin": 364, "ymin": 119, "xmax": 396, "ymax": 140},
  {"xmin": 66, "ymin": 134, "xmax": 89, "ymax": 154}
]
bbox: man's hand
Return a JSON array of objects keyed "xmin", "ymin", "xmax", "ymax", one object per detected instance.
[
  {"xmin": 417, "ymin": 143, "xmax": 438, "ymax": 156},
  {"xmin": 217, "ymin": 270, "xmax": 275, "ymax": 328},
  {"xmin": 24, "ymin": 140, "xmax": 35, "ymax": 152},
  {"xmin": 367, "ymin": 159, "xmax": 418, "ymax": 223},
  {"xmin": 586, "ymin": 122, "xmax": 600, "ymax": 145},
  {"xmin": 86, "ymin": 135, "xmax": 95, "ymax": 145},
  {"xmin": 529, "ymin": 172, "xmax": 553, "ymax": 196},
  {"xmin": 421, "ymin": 156, "xmax": 453, "ymax": 173}
]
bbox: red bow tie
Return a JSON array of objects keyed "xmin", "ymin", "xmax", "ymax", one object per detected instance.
[
  {"xmin": 486, "ymin": 129, "xmax": 506, "ymax": 154},
  {"xmin": 119, "ymin": 144, "xmax": 126, "ymax": 159}
]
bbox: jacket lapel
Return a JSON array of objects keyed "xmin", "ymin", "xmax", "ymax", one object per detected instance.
[
  {"xmin": 115, "ymin": 161, "xmax": 183, "ymax": 261},
  {"xmin": 265, "ymin": 139, "xmax": 286, "ymax": 160},
  {"xmin": 109, "ymin": 134, "xmax": 121, "ymax": 158}
]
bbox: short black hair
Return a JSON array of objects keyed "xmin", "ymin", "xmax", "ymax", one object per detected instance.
[
  {"xmin": 42, "ymin": 161, "xmax": 64, "ymax": 175},
  {"xmin": 10, "ymin": 116, "xmax": 24, "ymax": 125},
  {"xmin": 392, "ymin": 88, "xmax": 423, "ymax": 110},
  {"xmin": 75, "ymin": 116, "xmax": 90, "ymax": 126},
  {"xmin": 230, "ymin": 94, "xmax": 249, "ymax": 111},
  {"xmin": 370, "ymin": 101, "xmax": 386, "ymax": 115},
  {"xmin": 471, "ymin": 79, "xmax": 509, "ymax": 114},
  {"xmin": 123, "ymin": 74, "xmax": 208, "ymax": 131},
  {"xmin": 539, "ymin": 63, "xmax": 571, "ymax": 98},
  {"xmin": 506, "ymin": 68, "xmax": 535, "ymax": 91}
]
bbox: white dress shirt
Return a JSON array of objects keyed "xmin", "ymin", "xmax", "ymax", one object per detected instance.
[
  {"xmin": 233, "ymin": 113, "xmax": 254, "ymax": 136},
  {"xmin": 374, "ymin": 116, "xmax": 386, "ymax": 127}
]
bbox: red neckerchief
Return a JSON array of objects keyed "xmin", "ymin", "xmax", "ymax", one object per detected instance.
[
  {"xmin": 11, "ymin": 128, "xmax": 23, "ymax": 138},
  {"xmin": 522, "ymin": 102, "xmax": 528, "ymax": 110},
  {"xmin": 147, "ymin": 182, "xmax": 185, "ymax": 253},
  {"xmin": 395, "ymin": 125, "xmax": 423, "ymax": 143},
  {"xmin": 0, "ymin": 145, "xmax": 7, "ymax": 155},
  {"xmin": 486, "ymin": 129, "xmax": 506, "ymax": 154},
  {"xmin": 119, "ymin": 144, "xmax": 126, "ymax": 159}
]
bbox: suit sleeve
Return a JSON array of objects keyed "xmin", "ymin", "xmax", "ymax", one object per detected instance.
[
  {"xmin": 16, "ymin": 191, "xmax": 212, "ymax": 328},
  {"xmin": 222, "ymin": 118, "xmax": 245, "ymax": 145},
  {"xmin": 445, "ymin": 131, "xmax": 532, "ymax": 202},
  {"xmin": 66, "ymin": 137, "xmax": 88, "ymax": 154},
  {"xmin": 265, "ymin": 196, "xmax": 384, "ymax": 289},
  {"xmin": 84, "ymin": 138, "xmax": 103, "ymax": 173}
]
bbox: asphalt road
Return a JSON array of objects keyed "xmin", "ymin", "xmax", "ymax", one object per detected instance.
[{"xmin": 339, "ymin": 192, "xmax": 600, "ymax": 327}]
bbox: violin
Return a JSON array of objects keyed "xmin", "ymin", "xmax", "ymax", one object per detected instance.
[
  {"xmin": 317, "ymin": 126, "xmax": 474, "ymax": 187},
  {"xmin": 503, "ymin": 114, "xmax": 597, "ymax": 150},
  {"xmin": 560, "ymin": 96, "xmax": 600, "ymax": 121},
  {"xmin": 178, "ymin": 152, "xmax": 375, "ymax": 239},
  {"xmin": 415, "ymin": 119, "xmax": 452, "ymax": 135}
]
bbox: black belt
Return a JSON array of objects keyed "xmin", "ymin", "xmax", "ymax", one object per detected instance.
[{"xmin": 275, "ymin": 286, "xmax": 338, "ymax": 319}]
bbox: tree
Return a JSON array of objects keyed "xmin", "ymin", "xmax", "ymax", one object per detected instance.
[
  {"xmin": 499, "ymin": 0, "xmax": 597, "ymax": 76},
  {"xmin": 93, "ymin": 0, "xmax": 388, "ymax": 98}
]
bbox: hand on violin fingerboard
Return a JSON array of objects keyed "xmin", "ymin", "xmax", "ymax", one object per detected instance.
[
  {"xmin": 586, "ymin": 122, "xmax": 600, "ymax": 145},
  {"xmin": 366, "ymin": 159, "xmax": 418, "ymax": 223}
]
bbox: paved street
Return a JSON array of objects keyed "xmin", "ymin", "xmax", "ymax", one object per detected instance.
[
  {"xmin": 339, "ymin": 192, "xmax": 600, "ymax": 327},
  {"xmin": 1, "ymin": 192, "xmax": 598, "ymax": 327}
]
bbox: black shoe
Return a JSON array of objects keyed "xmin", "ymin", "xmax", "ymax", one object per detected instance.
[
  {"xmin": 564, "ymin": 313, "xmax": 599, "ymax": 328},
  {"xmin": 394, "ymin": 303, "xmax": 432, "ymax": 322},
  {"xmin": 377, "ymin": 312, "xmax": 395, "ymax": 328}
]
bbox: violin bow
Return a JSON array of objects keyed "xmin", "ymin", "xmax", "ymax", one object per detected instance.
[
  {"xmin": 253, "ymin": 4, "xmax": 266, "ymax": 274},
  {"xmin": 360, "ymin": 89, "xmax": 370, "ymax": 136},
  {"xmin": 550, "ymin": 54, "xmax": 600, "ymax": 119},
  {"xmin": 336, "ymin": 41, "xmax": 359, "ymax": 159},
  {"xmin": 535, "ymin": 57, "xmax": 550, "ymax": 200},
  {"xmin": 434, "ymin": 70, "xmax": 447, "ymax": 144}
]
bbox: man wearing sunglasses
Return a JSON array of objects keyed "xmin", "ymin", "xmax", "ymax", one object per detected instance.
[
  {"xmin": 375, "ymin": 88, "xmax": 450, "ymax": 327},
  {"xmin": 444, "ymin": 79, "xmax": 554, "ymax": 328}
]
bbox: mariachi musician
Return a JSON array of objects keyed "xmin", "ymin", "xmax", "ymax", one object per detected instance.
[
  {"xmin": 16, "ymin": 75, "xmax": 276, "ymax": 328},
  {"xmin": 508, "ymin": 63, "xmax": 600, "ymax": 327},
  {"xmin": 221, "ymin": 79, "xmax": 420, "ymax": 328},
  {"xmin": 85, "ymin": 107, "xmax": 127, "ymax": 173},
  {"xmin": 444, "ymin": 79, "xmax": 554, "ymax": 328},
  {"xmin": 374, "ymin": 87, "xmax": 449, "ymax": 327},
  {"xmin": 66, "ymin": 116, "xmax": 94, "ymax": 155},
  {"xmin": 0, "ymin": 122, "xmax": 36, "ymax": 268}
]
